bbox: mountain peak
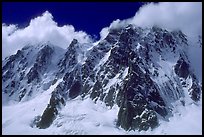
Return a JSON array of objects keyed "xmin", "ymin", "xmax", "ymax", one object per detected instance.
[{"xmin": 2, "ymin": 26, "xmax": 201, "ymax": 132}]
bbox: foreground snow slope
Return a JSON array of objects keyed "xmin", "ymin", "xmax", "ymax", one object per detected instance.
[{"xmin": 2, "ymin": 94, "xmax": 202, "ymax": 135}]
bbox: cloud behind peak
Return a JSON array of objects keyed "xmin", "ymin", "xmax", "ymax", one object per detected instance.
[{"xmin": 2, "ymin": 11, "xmax": 92, "ymax": 59}]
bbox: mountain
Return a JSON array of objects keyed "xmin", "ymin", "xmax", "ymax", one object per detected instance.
[{"xmin": 2, "ymin": 24, "xmax": 201, "ymax": 133}]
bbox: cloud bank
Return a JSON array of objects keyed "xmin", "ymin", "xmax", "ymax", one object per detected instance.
[
  {"xmin": 131, "ymin": 2, "xmax": 202, "ymax": 38},
  {"xmin": 2, "ymin": 11, "xmax": 92, "ymax": 59},
  {"xmin": 101, "ymin": 2, "xmax": 202, "ymax": 40}
]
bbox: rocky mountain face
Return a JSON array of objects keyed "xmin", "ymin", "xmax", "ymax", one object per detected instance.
[{"xmin": 2, "ymin": 25, "xmax": 201, "ymax": 131}]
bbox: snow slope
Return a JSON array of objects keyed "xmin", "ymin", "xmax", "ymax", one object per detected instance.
[
  {"xmin": 2, "ymin": 94, "xmax": 202, "ymax": 135},
  {"xmin": 2, "ymin": 78, "xmax": 63, "ymax": 135}
]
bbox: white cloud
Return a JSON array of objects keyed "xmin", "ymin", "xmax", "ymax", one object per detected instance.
[
  {"xmin": 99, "ymin": 27, "xmax": 109, "ymax": 41},
  {"xmin": 130, "ymin": 2, "xmax": 202, "ymax": 40},
  {"xmin": 101, "ymin": 2, "xmax": 202, "ymax": 40},
  {"xmin": 2, "ymin": 11, "xmax": 92, "ymax": 59}
]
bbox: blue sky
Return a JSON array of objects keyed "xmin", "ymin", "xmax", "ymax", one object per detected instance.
[{"xmin": 2, "ymin": 2, "xmax": 144, "ymax": 38}]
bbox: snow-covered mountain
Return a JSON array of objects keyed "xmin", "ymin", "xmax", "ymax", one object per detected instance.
[{"xmin": 2, "ymin": 24, "xmax": 202, "ymax": 134}]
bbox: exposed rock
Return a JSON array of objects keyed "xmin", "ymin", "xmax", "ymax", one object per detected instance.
[{"xmin": 2, "ymin": 25, "xmax": 201, "ymax": 131}]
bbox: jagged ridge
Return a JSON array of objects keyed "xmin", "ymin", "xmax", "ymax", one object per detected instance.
[{"xmin": 2, "ymin": 24, "xmax": 201, "ymax": 131}]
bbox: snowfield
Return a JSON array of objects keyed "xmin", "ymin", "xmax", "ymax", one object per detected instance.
[{"xmin": 2, "ymin": 91, "xmax": 202, "ymax": 135}]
